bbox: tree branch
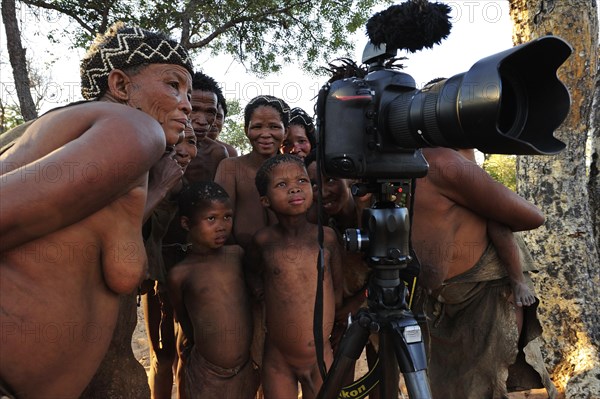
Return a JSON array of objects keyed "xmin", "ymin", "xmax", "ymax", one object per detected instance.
[
  {"xmin": 186, "ymin": 0, "xmax": 310, "ymax": 49},
  {"xmin": 20, "ymin": 0, "xmax": 97, "ymax": 36}
]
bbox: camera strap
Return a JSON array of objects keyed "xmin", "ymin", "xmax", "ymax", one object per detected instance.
[
  {"xmin": 313, "ymin": 97, "xmax": 328, "ymax": 380},
  {"xmin": 314, "ymin": 236, "xmax": 327, "ymax": 380}
]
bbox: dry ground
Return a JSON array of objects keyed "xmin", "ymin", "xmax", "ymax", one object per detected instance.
[{"xmin": 132, "ymin": 306, "xmax": 550, "ymax": 398}]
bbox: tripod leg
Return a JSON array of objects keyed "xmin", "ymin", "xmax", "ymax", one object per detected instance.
[
  {"xmin": 378, "ymin": 328, "xmax": 400, "ymax": 398},
  {"xmin": 391, "ymin": 319, "xmax": 432, "ymax": 399},
  {"xmin": 317, "ymin": 317, "xmax": 371, "ymax": 399}
]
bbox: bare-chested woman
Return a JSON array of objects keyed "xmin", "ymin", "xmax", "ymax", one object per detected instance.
[
  {"xmin": 0, "ymin": 23, "xmax": 193, "ymax": 398},
  {"xmin": 248, "ymin": 154, "xmax": 343, "ymax": 399},
  {"xmin": 214, "ymin": 95, "xmax": 290, "ymax": 250}
]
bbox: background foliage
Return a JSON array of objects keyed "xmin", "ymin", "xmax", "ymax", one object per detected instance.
[
  {"xmin": 2, "ymin": 0, "xmax": 390, "ymax": 130},
  {"xmin": 220, "ymin": 99, "xmax": 251, "ymax": 155},
  {"xmin": 483, "ymin": 154, "xmax": 517, "ymax": 191},
  {"xmin": 18, "ymin": 0, "xmax": 385, "ymax": 75}
]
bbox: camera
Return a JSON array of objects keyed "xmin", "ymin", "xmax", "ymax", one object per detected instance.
[
  {"xmin": 314, "ymin": 4, "xmax": 572, "ymax": 397},
  {"xmin": 316, "ymin": 36, "xmax": 572, "ymax": 180}
]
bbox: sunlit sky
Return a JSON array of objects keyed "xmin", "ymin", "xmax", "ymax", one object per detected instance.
[{"xmin": 1, "ymin": 1, "xmax": 514, "ymax": 114}]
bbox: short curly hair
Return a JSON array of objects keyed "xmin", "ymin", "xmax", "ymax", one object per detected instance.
[
  {"xmin": 255, "ymin": 153, "xmax": 306, "ymax": 197},
  {"xmin": 178, "ymin": 181, "xmax": 231, "ymax": 219}
]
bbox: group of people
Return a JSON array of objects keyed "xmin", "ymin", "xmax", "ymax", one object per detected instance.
[{"xmin": 0, "ymin": 22, "xmax": 557, "ymax": 399}]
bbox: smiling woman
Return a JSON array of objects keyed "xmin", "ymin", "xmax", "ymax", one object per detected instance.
[{"xmin": 0, "ymin": 23, "xmax": 194, "ymax": 399}]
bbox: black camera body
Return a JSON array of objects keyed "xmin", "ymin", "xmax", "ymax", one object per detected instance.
[
  {"xmin": 314, "ymin": 4, "xmax": 572, "ymax": 396},
  {"xmin": 317, "ymin": 36, "xmax": 572, "ymax": 180}
]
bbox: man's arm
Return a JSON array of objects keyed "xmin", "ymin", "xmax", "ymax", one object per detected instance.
[
  {"xmin": 325, "ymin": 227, "xmax": 344, "ymax": 311},
  {"xmin": 143, "ymin": 150, "xmax": 184, "ymax": 222},
  {"xmin": 425, "ymin": 148, "xmax": 544, "ymax": 231}
]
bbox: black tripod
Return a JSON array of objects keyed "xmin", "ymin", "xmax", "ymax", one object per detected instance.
[{"xmin": 317, "ymin": 182, "xmax": 432, "ymax": 399}]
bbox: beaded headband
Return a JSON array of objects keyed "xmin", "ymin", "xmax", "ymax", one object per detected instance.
[
  {"xmin": 289, "ymin": 107, "xmax": 315, "ymax": 129},
  {"xmin": 244, "ymin": 95, "xmax": 291, "ymax": 129},
  {"xmin": 80, "ymin": 25, "xmax": 194, "ymax": 100}
]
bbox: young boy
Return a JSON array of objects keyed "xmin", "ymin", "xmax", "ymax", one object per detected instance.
[
  {"xmin": 248, "ymin": 154, "xmax": 343, "ymax": 399},
  {"xmin": 304, "ymin": 153, "xmax": 371, "ymax": 350},
  {"xmin": 167, "ymin": 181, "xmax": 258, "ymax": 399},
  {"xmin": 214, "ymin": 95, "xmax": 290, "ymax": 384}
]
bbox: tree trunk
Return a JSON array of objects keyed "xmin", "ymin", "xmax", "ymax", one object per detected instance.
[
  {"xmin": 510, "ymin": 1, "xmax": 600, "ymax": 398},
  {"xmin": 591, "ymin": 57, "xmax": 600, "ymax": 254},
  {"xmin": 1, "ymin": 0, "xmax": 38, "ymax": 121},
  {"xmin": 80, "ymin": 294, "xmax": 150, "ymax": 399}
]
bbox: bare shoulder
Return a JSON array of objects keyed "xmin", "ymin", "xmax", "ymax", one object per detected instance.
[
  {"xmin": 235, "ymin": 153, "xmax": 258, "ymax": 169},
  {"xmin": 167, "ymin": 259, "xmax": 191, "ymax": 280},
  {"xmin": 222, "ymin": 244, "xmax": 245, "ymax": 259},
  {"xmin": 43, "ymin": 102, "xmax": 161, "ymax": 137},
  {"xmin": 4, "ymin": 102, "xmax": 164, "ymax": 166},
  {"xmin": 253, "ymin": 224, "xmax": 274, "ymax": 241},
  {"xmin": 214, "ymin": 154, "xmax": 241, "ymax": 180},
  {"xmin": 252, "ymin": 225, "xmax": 283, "ymax": 249},
  {"xmin": 322, "ymin": 225, "xmax": 338, "ymax": 243},
  {"xmin": 422, "ymin": 148, "xmax": 491, "ymax": 194},
  {"xmin": 206, "ymin": 137, "xmax": 227, "ymax": 151},
  {"xmin": 61, "ymin": 102, "xmax": 164, "ymax": 147},
  {"xmin": 217, "ymin": 154, "xmax": 242, "ymax": 167}
]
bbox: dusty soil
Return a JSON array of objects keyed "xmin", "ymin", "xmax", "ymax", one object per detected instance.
[{"xmin": 132, "ymin": 306, "xmax": 550, "ymax": 398}]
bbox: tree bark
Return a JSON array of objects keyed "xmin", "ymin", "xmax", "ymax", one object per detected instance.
[
  {"xmin": 510, "ymin": 1, "xmax": 600, "ymax": 398},
  {"xmin": 590, "ymin": 57, "xmax": 600, "ymax": 255},
  {"xmin": 1, "ymin": 0, "xmax": 38, "ymax": 120}
]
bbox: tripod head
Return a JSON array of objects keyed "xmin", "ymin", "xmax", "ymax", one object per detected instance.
[
  {"xmin": 316, "ymin": 179, "xmax": 431, "ymax": 399},
  {"xmin": 344, "ymin": 180, "xmax": 416, "ymax": 310}
]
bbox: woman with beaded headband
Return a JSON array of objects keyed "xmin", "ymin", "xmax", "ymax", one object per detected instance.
[
  {"xmin": 0, "ymin": 22, "xmax": 194, "ymax": 398},
  {"xmin": 214, "ymin": 94, "xmax": 290, "ymax": 250},
  {"xmin": 281, "ymin": 107, "xmax": 316, "ymax": 159}
]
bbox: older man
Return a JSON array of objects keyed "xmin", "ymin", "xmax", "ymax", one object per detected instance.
[
  {"xmin": 412, "ymin": 147, "xmax": 557, "ymax": 399},
  {"xmin": 182, "ymin": 71, "xmax": 230, "ymax": 183}
]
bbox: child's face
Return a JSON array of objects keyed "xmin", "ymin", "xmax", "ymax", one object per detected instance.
[
  {"xmin": 307, "ymin": 162, "xmax": 351, "ymax": 216},
  {"xmin": 184, "ymin": 200, "xmax": 233, "ymax": 250},
  {"xmin": 282, "ymin": 125, "xmax": 311, "ymax": 158},
  {"xmin": 246, "ymin": 105, "xmax": 285, "ymax": 156},
  {"xmin": 261, "ymin": 162, "xmax": 313, "ymax": 216}
]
